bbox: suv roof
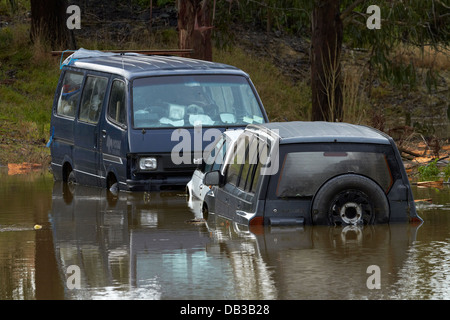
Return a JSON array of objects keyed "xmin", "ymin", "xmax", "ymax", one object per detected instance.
[
  {"xmin": 247, "ymin": 121, "xmax": 391, "ymax": 145},
  {"xmin": 62, "ymin": 49, "xmax": 243, "ymax": 79}
]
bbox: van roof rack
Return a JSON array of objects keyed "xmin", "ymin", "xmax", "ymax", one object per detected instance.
[
  {"xmin": 51, "ymin": 48, "xmax": 193, "ymax": 57},
  {"xmin": 52, "ymin": 48, "xmax": 194, "ymax": 70}
]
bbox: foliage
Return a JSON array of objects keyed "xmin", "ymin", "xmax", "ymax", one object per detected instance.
[
  {"xmin": 417, "ymin": 159, "xmax": 450, "ymax": 182},
  {"xmin": 444, "ymin": 163, "xmax": 450, "ymax": 181},
  {"xmin": 342, "ymin": 0, "xmax": 449, "ymax": 92},
  {"xmin": 418, "ymin": 158, "xmax": 441, "ymax": 181}
]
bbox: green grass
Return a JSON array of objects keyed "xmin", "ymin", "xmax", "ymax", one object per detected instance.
[
  {"xmin": 0, "ymin": 21, "xmax": 60, "ymax": 165},
  {"xmin": 0, "ymin": 22, "xmax": 60, "ymax": 136}
]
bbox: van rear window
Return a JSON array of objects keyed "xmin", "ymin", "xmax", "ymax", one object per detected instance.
[
  {"xmin": 132, "ymin": 75, "xmax": 265, "ymax": 129},
  {"xmin": 56, "ymin": 71, "xmax": 83, "ymax": 118},
  {"xmin": 276, "ymin": 152, "xmax": 393, "ymax": 198}
]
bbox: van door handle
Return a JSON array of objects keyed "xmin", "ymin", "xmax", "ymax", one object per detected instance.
[{"xmin": 102, "ymin": 130, "xmax": 107, "ymax": 138}]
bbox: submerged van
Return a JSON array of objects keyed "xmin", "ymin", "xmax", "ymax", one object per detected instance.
[{"xmin": 49, "ymin": 49, "xmax": 268, "ymax": 191}]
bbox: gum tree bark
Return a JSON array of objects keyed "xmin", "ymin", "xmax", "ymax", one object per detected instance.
[
  {"xmin": 178, "ymin": 0, "xmax": 213, "ymax": 61},
  {"xmin": 311, "ymin": 0, "xmax": 343, "ymax": 122},
  {"xmin": 30, "ymin": 0, "xmax": 76, "ymax": 50}
]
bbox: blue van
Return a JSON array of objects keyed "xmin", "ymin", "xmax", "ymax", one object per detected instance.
[{"xmin": 49, "ymin": 49, "xmax": 268, "ymax": 191}]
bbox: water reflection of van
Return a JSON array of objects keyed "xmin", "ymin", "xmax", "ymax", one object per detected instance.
[{"xmin": 49, "ymin": 49, "xmax": 268, "ymax": 191}]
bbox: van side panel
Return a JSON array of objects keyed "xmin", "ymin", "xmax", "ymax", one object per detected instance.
[
  {"xmin": 50, "ymin": 70, "xmax": 77, "ymax": 181},
  {"xmin": 72, "ymin": 73, "xmax": 110, "ymax": 187},
  {"xmin": 101, "ymin": 118, "xmax": 129, "ymax": 189},
  {"xmin": 99, "ymin": 78, "xmax": 130, "ymax": 190}
]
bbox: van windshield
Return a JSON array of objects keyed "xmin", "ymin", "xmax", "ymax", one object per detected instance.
[{"xmin": 132, "ymin": 75, "xmax": 265, "ymax": 129}]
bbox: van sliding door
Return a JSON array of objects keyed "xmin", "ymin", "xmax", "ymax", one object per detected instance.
[
  {"xmin": 100, "ymin": 78, "xmax": 128, "ymax": 188},
  {"xmin": 73, "ymin": 74, "xmax": 109, "ymax": 186}
]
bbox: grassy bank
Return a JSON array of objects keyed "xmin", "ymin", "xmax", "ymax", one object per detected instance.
[{"xmin": 0, "ymin": 21, "xmax": 59, "ymax": 165}]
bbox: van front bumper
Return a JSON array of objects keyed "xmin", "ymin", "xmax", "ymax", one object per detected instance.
[{"xmin": 126, "ymin": 176, "xmax": 191, "ymax": 192}]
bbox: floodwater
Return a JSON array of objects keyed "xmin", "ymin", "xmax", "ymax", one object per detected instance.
[{"xmin": 0, "ymin": 168, "xmax": 449, "ymax": 300}]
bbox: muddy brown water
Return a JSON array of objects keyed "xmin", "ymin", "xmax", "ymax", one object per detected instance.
[{"xmin": 0, "ymin": 169, "xmax": 449, "ymax": 300}]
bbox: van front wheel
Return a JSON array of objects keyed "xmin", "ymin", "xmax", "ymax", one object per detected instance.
[
  {"xmin": 311, "ymin": 174, "xmax": 389, "ymax": 226},
  {"xmin": 68, "ymin": 170, "xmax": 76, "ymax": 185}
]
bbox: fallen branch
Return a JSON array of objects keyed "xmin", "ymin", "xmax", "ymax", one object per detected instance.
[{"xmin": 399, "ymin": 147, "xmax": 422, "ymax": 157}]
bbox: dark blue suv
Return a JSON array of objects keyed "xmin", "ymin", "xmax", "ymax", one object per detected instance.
[
  {"xmin": 203, "ymin": 121, "xmax": 422, "ymax": 226},
  {"xmin": 49, "ymin": 49, "xmax": 268, "ymax": 192}
]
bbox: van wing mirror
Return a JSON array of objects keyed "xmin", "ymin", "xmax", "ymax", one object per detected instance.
[{"xmin": 203, "ymin": 170, "xmax": 221, "ymax": 186}]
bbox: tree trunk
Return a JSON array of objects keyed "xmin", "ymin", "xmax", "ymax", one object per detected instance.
[
  {"xmin": 310, "ymin": 0, "xmax": 343, "ymax": 122},
  {"xmin": 30, "ymin": 0, "xmax": 76, "ymax": 50},
  {"xmin": 178, "ymin": 0, "xmax": 213, "ymax": 61}
]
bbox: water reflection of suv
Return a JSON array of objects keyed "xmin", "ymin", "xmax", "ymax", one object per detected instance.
[{"xmin": 203, "ymin": 121, "xmax": 422, "ymax": 226}]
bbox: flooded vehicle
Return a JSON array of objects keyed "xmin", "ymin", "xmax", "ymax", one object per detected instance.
[
  {"xmin": 203, "ymin": 121, "xmax": 422, "ymax": 226},
  {"xmin": 186, "ymin": 129, "xmax": 243, "ymax": 202},
  {"xmin": 48, "ymin": 49, "xmax": 268, "ymax": 192}
]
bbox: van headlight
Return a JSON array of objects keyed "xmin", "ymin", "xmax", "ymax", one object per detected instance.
[{"xmin": 139, "ymin": 157, "xmax": 157, "ymax": 170}]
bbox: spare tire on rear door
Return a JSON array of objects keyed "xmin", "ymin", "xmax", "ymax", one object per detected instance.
[{"xmin": 311, "ymin": 174, "xmax": 389, "ymax": 226}]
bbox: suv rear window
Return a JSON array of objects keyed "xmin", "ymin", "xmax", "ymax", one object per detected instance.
[{"xmin": 276, "ymin": 151, "xmax": 393, "ymax": 198}]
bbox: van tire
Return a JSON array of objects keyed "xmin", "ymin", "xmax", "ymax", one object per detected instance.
[
  {"xmin": 311, "ymin": 174, "xmax": 389, "ymax": 226},
  {"xmin": 107, "ymin": 174, "xmax": 119, "ymax": 195},
  {"xmin": 68, "ymin": 170, "xmax": 76, "ymax": 185}
]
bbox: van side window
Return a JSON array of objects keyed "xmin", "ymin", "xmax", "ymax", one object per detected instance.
[
  {"xmin": 79, "ymin": 76, "xmax": 108, "ymax": 124},
  {"xmin": 107, "ymin": 80, "xmax": 127, "ymax": 127},
  {"xmin": 56, "ymin": 71, "xmax": 83, "ymax": 118}
]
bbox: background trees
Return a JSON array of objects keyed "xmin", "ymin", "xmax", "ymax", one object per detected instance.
[
  {"xmin": 16, "ymin": 0, "xmax": 450, "ymax": 122},
  {"xmin": 210, "ymin": 0, "xmax": 449, "ymax": 121}
]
